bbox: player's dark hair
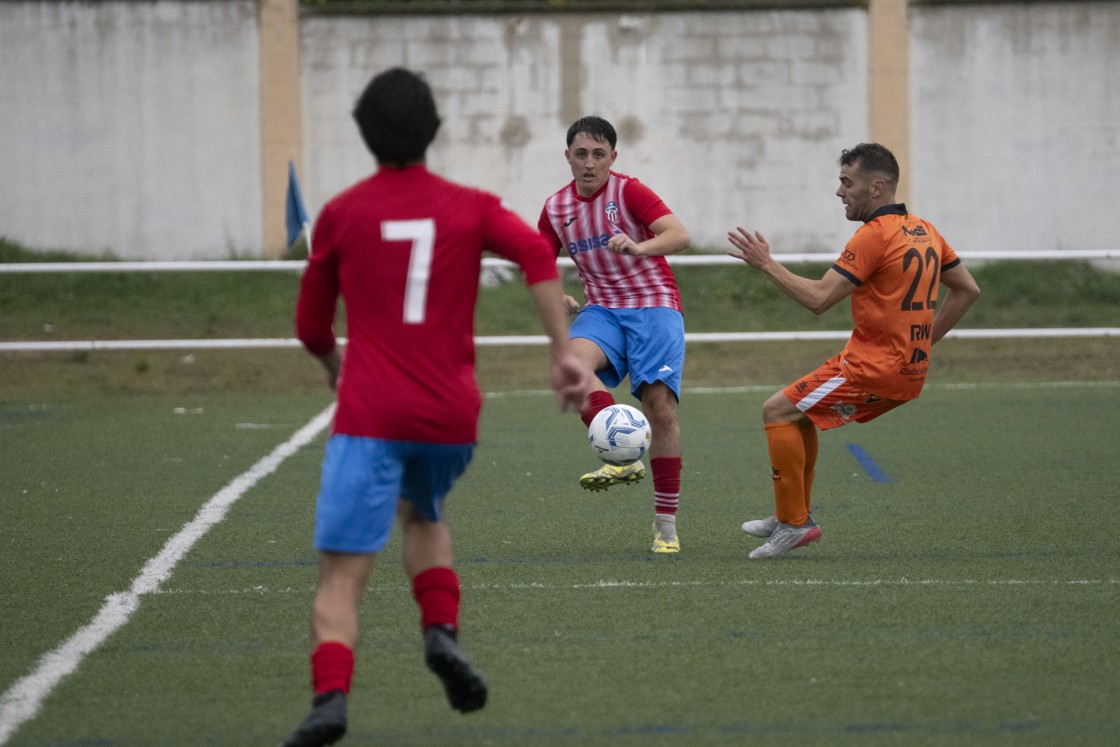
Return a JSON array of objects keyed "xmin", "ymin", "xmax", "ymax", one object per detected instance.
[
  {"xmin": 566, "ymin": 116, "xmax": 617, "ymax": 149},
  {"xmin": 839, "ymin": 143, "xmax": 899, "ymax": 187},
  {"xmin": 353, "ymin": 68, "xmax": 441, "ymax": 166}
]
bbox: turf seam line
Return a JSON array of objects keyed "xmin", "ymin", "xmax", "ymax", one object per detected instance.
[{"xmin": 0, "ymin": 404, "xmax": 335, "ymax": 745}]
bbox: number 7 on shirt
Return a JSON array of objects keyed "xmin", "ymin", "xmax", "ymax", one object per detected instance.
[{"xmin": 382, "ymin": 218, "xmax": 435, "ymax": 324}]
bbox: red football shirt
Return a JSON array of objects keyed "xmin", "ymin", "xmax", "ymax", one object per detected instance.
[{"xmin": 296, "ymin": 165, "xmax": 558, "ymax": 444}]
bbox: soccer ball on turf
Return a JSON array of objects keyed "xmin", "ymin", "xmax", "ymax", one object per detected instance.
[{"xmin": 587, "ymin": 404, "xmax": 651, "ymax": 466}]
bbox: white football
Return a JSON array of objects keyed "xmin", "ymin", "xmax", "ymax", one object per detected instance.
[{"xmin": 587, "ymin": 404, "xmax": 651, "ymax": 466}]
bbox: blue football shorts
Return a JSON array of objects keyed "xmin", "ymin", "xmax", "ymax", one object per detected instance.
[
  {"xmin": 569, "ymin": 305, "xmax": 685, "ymax": 400},
  {"xmin": 313, "ymin": 434, "xmax": 474, "ymax": 554}
]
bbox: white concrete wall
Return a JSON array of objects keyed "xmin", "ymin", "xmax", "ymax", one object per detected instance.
[
  {"xmin": 1, "ymin": 1, "xmax": 1118, "ymax": 259},
  {"xmin": 300, "ymin": 9, "xmax": 868, "ymax": 256},
  {"xmin": 910, "ymin": 1, "xmax": 1120, "ymax": 254},
  {"xmin": 0, "ymin": 0, "xmax": 261, "ymax": 260}
]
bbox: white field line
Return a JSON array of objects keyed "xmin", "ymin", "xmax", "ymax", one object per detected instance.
[{"xmin": 0, "ymin": 404, "xmax": 336, "ymax": 746}]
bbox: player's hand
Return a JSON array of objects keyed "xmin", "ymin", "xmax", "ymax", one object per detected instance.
[
  {"xmin": 551, "ymin": 353, "xmax": 593, "ymax": 413},
  {"xmin": 319, "ymin": 348, "xmax": 341, "ymax": 391},
  {"xmin": 606, "ymin": 232, "xmax": 641, "ymax": 256},
  {"xmin": 727, "ymin": 227, "xmax": 772, "ymax": 268},
  {"xmin": 563, "ymin": 294, "xmax": 582, "ymax": 316}
]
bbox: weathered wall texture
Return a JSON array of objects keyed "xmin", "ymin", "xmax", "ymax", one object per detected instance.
[
  {"xmin": 1, "ymin": 1, "xmax": 1117, "ymax": 259},
  {"xmin": 300, "ymin": 9, "xmax": 867, "ymax": 257},
  {"xmin": 0, "ymin": 0, "xmax": 262, "ymax": 260},
  {"xmin": 910, "ymin": 2, "xmax": 1120, "ymax": 253}
]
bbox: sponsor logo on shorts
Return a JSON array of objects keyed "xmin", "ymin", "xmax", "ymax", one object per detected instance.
[{"xmin": 831, "ymin": 403, "xmax": 857, "ymax": 420}]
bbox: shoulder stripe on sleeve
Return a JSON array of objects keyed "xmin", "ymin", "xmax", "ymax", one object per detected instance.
[{"xmin": 832, "ymin": 264, "xmax": 862, "ymax": 286}]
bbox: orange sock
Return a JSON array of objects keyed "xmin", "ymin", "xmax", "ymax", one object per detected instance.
[
  {"xmin": 799, "ymin": 422, "xmax": 818, "ymax": 514},
  {"xmin": 764, "ymin": 423, "xmax": 809, "ymax": 526}
]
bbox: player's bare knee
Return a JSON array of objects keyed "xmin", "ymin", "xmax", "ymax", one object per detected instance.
[{"xmin": 761, "ymin": 391, "xmax": 797, "ymax": 423}]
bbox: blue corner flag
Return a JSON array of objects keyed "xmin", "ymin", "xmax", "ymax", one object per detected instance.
[{"xmin": 285, "ymin": 160, "xmax": 311, "ymax": 250}]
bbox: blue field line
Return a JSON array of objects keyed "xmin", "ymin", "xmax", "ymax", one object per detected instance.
[{"xmin": 845, "ymin": 442, "xmax": 891, "ymax": 483}]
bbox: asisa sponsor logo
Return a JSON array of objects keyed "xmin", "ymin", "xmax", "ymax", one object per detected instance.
[{"xmin": 567, "ymin": 231, "xmax": 620, "ymax": 255}]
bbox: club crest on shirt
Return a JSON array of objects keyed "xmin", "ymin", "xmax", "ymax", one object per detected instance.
[{"xmin": 605, "ymin": 201, "xmax": 619, "ymax": 224}]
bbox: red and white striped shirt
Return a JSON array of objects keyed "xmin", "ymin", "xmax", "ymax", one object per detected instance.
[{"xmin": 538, "ymin": 171, "xmax": 682, "ymax": 311}]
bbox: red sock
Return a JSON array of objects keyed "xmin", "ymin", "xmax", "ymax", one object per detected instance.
[
  {"xmin": 580, "ymin": 390, "xmax": 616, "ymax": 427},
  {"xmin": 310, "ymin": 641, "xmax": 354, "ymax": 696},
  {"xmin": 412, "ymin": 566, "xmax": 461, "ymax": 632},
  {"xmin": 651, "ymin": 456, "xmax": 682, "ymax": 515}
]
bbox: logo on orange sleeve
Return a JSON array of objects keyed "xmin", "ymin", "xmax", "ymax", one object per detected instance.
[{"xmin": 839, "ymin": 248, "xmax": 860, "ymax": 273}]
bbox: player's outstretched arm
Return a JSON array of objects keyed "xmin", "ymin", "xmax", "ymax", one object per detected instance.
[
  {"xmin": 528, "ymin": 279, "xmax": 593, "ymax": 412},
  {"xmin": 726, "ymin": 227, "xmax": 854, "ymax": 314},
  {"xmin": 931, "ymin": 263, "xmax": 981, "ymax": 344}
]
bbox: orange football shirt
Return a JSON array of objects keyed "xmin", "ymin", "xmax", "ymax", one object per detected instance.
[{"xmin": 831, "ymin": 204, "xmax": 961, "ymax": 401}]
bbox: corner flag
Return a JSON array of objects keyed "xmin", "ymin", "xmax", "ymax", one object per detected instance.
[{"xmin": 285, "ymin": 160, "xmax": 312, "ymax": 252}]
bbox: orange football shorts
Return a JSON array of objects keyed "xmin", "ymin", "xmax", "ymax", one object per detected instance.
[{"xmin": 783, "ymin": 354, "xmax": 906, "ymax": 431}]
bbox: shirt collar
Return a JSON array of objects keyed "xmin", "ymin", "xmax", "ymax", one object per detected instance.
[{"xmin": 866, "ymin": 203, "xmax": 907, "ymax": 222}]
